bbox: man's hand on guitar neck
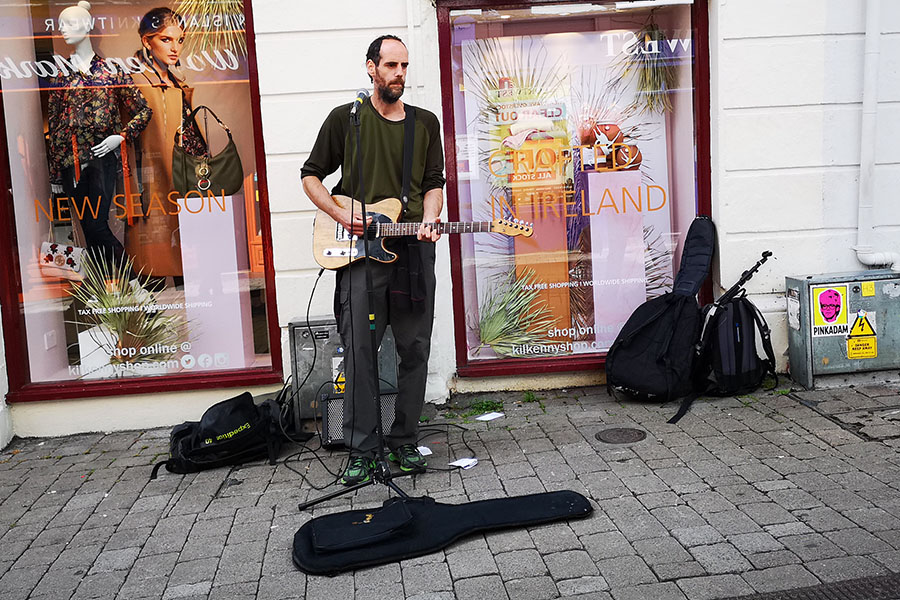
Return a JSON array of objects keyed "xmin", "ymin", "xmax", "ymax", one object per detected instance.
[{"xmin": 417, "ymin": 217, "xmax": 441, "ymax": 242}]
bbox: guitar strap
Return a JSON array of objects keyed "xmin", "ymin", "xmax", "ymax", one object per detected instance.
[{"xmin": 400, "ymin": 105, "xmax": 416, "ymax": 217}]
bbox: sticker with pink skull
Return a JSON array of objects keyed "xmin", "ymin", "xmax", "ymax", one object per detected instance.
[{"xmin": 811, "ymin": 285, "xmax": 849, "ymax": 336}]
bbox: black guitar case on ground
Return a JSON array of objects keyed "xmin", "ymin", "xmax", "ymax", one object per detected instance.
[
  {"xmin": 293, "ymin": 490, "xmax": 593, "ymax": 575},
  {"xmin": 605, "ymin": 216, "xmax": 717, "ymax": 423}
]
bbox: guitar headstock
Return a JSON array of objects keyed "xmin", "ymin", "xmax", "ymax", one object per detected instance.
[{"xmin": 491, "ymin": 217, "xmax": 534, "ymax": 238}]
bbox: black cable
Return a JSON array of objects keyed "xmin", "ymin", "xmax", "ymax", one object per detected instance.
[{"xmin": 410, "ymin": 422, "xmax": 480, "ymax": 473}]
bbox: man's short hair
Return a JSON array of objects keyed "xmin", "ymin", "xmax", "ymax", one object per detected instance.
[{"xmin": 366, "ymin": 35, "xmax": 405, "ymax": 81}]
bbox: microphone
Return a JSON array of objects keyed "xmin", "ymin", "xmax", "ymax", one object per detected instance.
[{"xmin": 350, "ymin": 89, "xmax": 369, "ymax": 116}]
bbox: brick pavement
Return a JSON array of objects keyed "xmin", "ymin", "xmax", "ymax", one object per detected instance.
[{"xmin": 1, "ymin": 383, "xmax": 899, "ymax": 599}]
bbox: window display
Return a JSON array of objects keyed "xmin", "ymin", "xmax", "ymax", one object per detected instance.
[
  {"xmin": 443, "ymin": 2, "xmax": 704, "ymax": 370},
  {"xmin": 0, "ymin": 0, "xmax": 276, "ymax": 391}
]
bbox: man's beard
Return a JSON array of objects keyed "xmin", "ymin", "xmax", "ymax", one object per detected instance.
[{"xmin": 376, "ymin": 79, "xmax": 404, "ymax": 104}]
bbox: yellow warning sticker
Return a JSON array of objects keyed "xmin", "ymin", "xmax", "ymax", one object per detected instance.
[
  {"xmin": 848, "ymin": 310, "xmax": 876, "ymax": 337},
  {"xmin": 861, "ymin": 281, "xmax": 875, "ymax": 297},
  {"xmin": 847, "ymin": 336, "xmax": 877, "ymax": 359}
]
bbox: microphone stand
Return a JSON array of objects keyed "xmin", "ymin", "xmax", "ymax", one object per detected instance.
[{"xmin": 299, "ymin": 99, "xmax": 411, "ymax": 511}]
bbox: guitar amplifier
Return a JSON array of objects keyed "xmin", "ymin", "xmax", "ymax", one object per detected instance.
[
  {"xmin": 320, "ymin": 391, "xmax": 398, "ymax": 447},
  {"xmin": 288, "ymin": 317, "xmax": 398, "ymax": 432}
]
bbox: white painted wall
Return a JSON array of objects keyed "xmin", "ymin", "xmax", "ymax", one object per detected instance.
[
  {"xmin": 710, "ymin": 0, "xmax": 900, "ymax": 370},
  {"xmin": 254, "ymin": 0, "xmax": 456, "ymax": 403}
]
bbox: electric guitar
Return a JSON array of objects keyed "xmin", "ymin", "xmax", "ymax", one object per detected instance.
[{"xmin": 313, "ymin": 195, "xmax": 533, "ymax": 270}]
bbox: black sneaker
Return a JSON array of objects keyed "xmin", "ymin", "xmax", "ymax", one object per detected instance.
[
  {"xmin": 339, "ymin": 456, "xmax": 373, "ymax": 486},
  {"xmin": 388, "ymin": 444, "xmax": 427, "ymax": 472}
]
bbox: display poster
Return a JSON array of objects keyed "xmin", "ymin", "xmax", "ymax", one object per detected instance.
[
  {"xmin": 450, "ymin": 4, "xmax": 698, "ymax": 363},
  {"xmin": 0, "ymin": 1, "xmax": 271, "ymax": 383}
]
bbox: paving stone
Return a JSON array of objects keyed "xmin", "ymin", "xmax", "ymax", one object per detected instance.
[
  {"xmin": 581, "ymin": 531, "xmax": 635, "ymax": 561},
  {"xmin": 504, "ymin": 575, "xmax": 559, "ymax": 600},
  {"xmin": 453, "ymin": 575, "xmax": 509, "ymax": 600},
  {"xmin": 779, "ymin": 533, "xmax": 847, "ymax": 561},
  {"xmin": 689, "ymin": 543, "xmax": 752, "ymax": 574},
  {"xmin": 610, "ymin": 581, "xmax": 687, "ymax": 600},
  {"xmin": 496, "ymin": 549, "xmax": 547, "ymax": 580},
  {"xmin": 805, "ymin": 555, "xmax": 889, "ymax": 582},
  {"xmin": 90, "ymin": 547, "xmax": 140, "ymax": 573},
  {"xmin": 487, "ymin": 529, "xmax": 536, "ymax": 553},
  {"xmin": 557, "ymin": 576, "xmax": 609, "ymax": 596},
  {"xmin": 652, "ymin": 561, "xmax": 706, "ymax": 581},
  {"xmin": 163, "ymin": 581, "xmax": 214, "ymax": 599},
  {"xmin": 824, "ymin": 527, "xmax": 894, "ymax": 555},
  {"xmin": 72, "ymin": 570, "xmax": 127, "ymax": 599},
  {"xmin": 764, "ymin": 522, "xmax": 814, "ymax": 538},
  {"xmin": 727, "ymin": 532, "xmax": 783, "ymax": 554},
  {"xmin": 632, "ymin": 537, "xmax": 692, "ymax": 565},
  {"xmin": 131, "ymin": 551, "xmax": 179, "ymax": 580},
  {"xmin": 31, "ymin": 566, "xmax": 83, "ymax": 598},
  {"xmin": 671, "ymin": 526, "xmax": 725, "ymax": 548},
  {"xmin": 741, "ymin": 564, "xmax": 818, "ymax": 593},
  {"xmin": 676, "ymin": 574, "xmax": 754, "ymax": 600},
  {"xmin": 401, "ymin": 561, "xmax": 453, "ymax": 596},
  {"xmin": 845, "ymin": 507, "xmax": 900, "ymax": 532},
  {"xmin": 306, "ymin": 573, "xmax": 352, "ymax": 600},
  {"xmin": 682, "ymin": 491, "xmax": 735, "ymax": 515},
  {"xmin": 545, "ymin": 550, "xmax": 599, "ymax": 580},
  {"xmin": 651, "ymin": 506, "xmax": 707, "ymax": 530},
  {"xmin": 741, "ymin": 502, "xmax": 797, "ymax": 526},
  {"xmin": 117, "ymin": 574, "xmax": 168, "ymax": 599},
  {"xmin": 447, "ymin": 548, "xmax": 499, "ymax": 579},
  {"xmin": 594, "ymin": 555, "xmax": 656, "ymax": 588},
  {"xmin": 703, "ymin": 510, "xmax": 762, "ymax": 535},
  {"xmin": 794, "ymin": 507, "xmax": 857, "ymax": 532},
  {"xmin": 747, "ymin": 550, "xmax": 802, "ymax": 569}
]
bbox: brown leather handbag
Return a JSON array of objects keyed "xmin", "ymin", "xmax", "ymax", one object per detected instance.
[{"xmin": 172, "ymin": 105, "xmax": 243, "ymax": 196}]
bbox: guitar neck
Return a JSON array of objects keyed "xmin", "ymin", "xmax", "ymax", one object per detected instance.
[{"xmin": 377, "ymin": 221, "xmax": 493, "ymax": 237}]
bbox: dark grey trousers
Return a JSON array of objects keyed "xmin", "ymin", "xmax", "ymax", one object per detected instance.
[{"xmin": 337, "ymin": 241, "xmax": 436, "ymax": 457}]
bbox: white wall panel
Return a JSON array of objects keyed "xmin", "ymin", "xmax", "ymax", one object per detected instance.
[
  {"xmin": 722, "ymin": 107, "xmax": 862, "ymax": 171},
  {"xmin": 275, "ymin": 272, "xmax": 337, "ymax": 328},
  {"xmin": 719, "ymin": 168, "xmax": 859, "ymax": 232},
  {"xmin": 253, "ymin": 1, "xmax": 408, "ymax": 34},
  {"xmin": 256, "ymin": 31, "xmax": 406, "ymax": 96},
  {"xmin": 720, "ymin": 0, "xmax": 865, "ymax": 39},
  {"xmin": 271, "ymin": 214, "xmax": 317, "ymax": 272},
  {"xmin": 720, "ymin": 37, "xmax": 864, "ymax": 108}
]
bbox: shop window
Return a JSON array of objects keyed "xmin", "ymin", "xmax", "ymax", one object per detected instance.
[
  {"xmin": 439, "ymin": 1, "xmax": 709, "ymax": 375},
  {"xmin": 0, "ymin": 1, "xmax": 280, "ymax": 399}
]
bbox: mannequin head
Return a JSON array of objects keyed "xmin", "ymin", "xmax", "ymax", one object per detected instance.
[
  {"xmin": 59, "ymin": 1, "xmax": 93, "ymax": 46},
  {"xmin": 139, "ymin": 8, "xmax": 185, "ymax": 68}
]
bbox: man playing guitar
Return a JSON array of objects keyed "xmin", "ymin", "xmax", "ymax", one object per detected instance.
[{"xmin": 301, "ymin": 35, "xmax": 445, "ymax": 486}]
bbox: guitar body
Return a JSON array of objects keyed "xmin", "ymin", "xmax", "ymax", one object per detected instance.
[{"xmin": 313, "ymin": 196, "xmax": 403, "ymax": 270}]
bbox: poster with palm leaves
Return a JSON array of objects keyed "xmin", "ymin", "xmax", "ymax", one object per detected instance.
[{"xmin": 453, "ymin": 19, "xmax": 690, "ymax": 361}]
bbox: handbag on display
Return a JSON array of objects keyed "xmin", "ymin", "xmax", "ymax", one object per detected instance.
[
  {"xmin": 172, "ymin": 105, "xmax": 243, "ymax": 197},
  {"xmin": 39, "ymin": 222, "xmax": 86, "ymax": 281}
]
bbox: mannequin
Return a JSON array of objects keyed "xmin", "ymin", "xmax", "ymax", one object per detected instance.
[
  {"xmin": 125, "ymin": 7, "xmax": 207, "ymax": 279},
  {"xmin": 47, "ymin": 1, "xmax": 151, "ymax": 277}
]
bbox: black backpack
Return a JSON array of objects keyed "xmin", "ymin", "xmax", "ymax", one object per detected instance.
[
  {"xmin": 697, "ymin": 255, "xmax": 777, "ymax": 396},
  {"xmin": 150, "ymin": 392, "xmax": 283, "ymax": 479},
  {"xmin": 605, "ymin": 216, "xmax": 716, "ymax": 415}
]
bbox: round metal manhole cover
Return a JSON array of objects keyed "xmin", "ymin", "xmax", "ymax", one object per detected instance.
[{"xmin": 595, "ymin": 427, "xmax": 646, "ymax": 444}]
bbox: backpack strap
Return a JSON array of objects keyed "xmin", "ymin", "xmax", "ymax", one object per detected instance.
[
  {"xmin": 150, "ymin": 460, "xmax": 169, "ymax": 480},
  {"xmin": 400, "ymin": 105, "xmax": 416, "ymax": 217},
  {"xmin": 668, "ymin": 391, "xmax": 699, "ymax": 424},
  {"xmin": 743, "ymin": 298, "xmax": 779, "ymax": 389}
]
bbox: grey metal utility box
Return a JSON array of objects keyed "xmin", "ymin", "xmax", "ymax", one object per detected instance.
[
  {"xmin": 288, "ymin": 317, "xmax": 398, "ymax": 431},
  {"xmin": 785, "ymin": 270, "xmax": 900, "ymax": 389}
]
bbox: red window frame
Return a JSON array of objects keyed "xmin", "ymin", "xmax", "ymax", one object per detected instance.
[
  {"xmin": 0, "ymin": 2, "xmax": 283, "ymax": 402},
  {"xmin": 435, "ymin": 0, "xmax": 712, "ymax": 377}
]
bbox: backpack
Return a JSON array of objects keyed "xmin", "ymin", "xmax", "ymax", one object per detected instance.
[
  {"xmin": 150, "ymin": 392, "xmax": 283, "ymax": 479},
  {"xmin": 605, "ymin": 216, "xmax": 716, "ymax": 414},
  {"xmin": 697, "ymin": 274, "xmax": 778, "ymax": 397}
]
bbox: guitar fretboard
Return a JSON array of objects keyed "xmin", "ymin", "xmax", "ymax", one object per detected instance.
[{"xmin": 374, "ymin": 221, "xmax": 493, "ymax": 237}]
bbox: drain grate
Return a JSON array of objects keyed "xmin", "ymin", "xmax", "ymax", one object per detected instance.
[
  {"xmin": 594, "ymin": 427, "xmax": 646, "ymax": 444},
  {"xmin": 720, "ymin": 573, "xmax": 900, "ymax": 600}
]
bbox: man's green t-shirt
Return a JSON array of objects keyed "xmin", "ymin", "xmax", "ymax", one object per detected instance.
[{"xmin": 301, "ymin": 98, "xmax": 445, "ymax": 223}]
